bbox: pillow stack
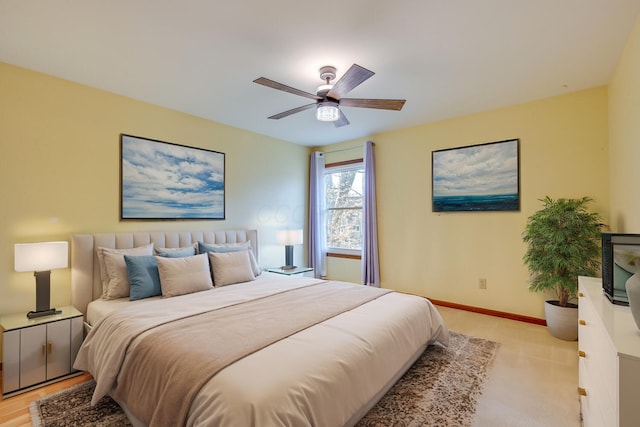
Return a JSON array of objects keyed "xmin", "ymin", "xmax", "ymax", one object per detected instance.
[{"xmin": 96, "ymin": 241, "xmax": 261, "ymax": 301}]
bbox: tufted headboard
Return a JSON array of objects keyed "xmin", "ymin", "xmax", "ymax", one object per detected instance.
[{"xmin": 71, "ymin": 229, "xmax": 258, "ymax": 316}]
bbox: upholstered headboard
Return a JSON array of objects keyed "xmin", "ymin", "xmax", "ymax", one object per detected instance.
[{"xmin": 71, "ymin": 229, "xmax": 259, "ymax": 315}]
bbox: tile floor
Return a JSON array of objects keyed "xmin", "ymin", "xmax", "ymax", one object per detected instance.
[{"xmin": 435, "ymin": 305, "xmax": 581, "ymax": 427}]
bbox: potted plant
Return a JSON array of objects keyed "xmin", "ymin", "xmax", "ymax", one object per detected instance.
[{"xmin": 522, "ymin": 196, "xmax": 602, "ymax": 340}]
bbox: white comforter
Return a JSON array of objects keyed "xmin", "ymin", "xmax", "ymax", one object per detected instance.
[{"xmin": 75, "ymin": 274, "xmax": 449, "ymax": 427}]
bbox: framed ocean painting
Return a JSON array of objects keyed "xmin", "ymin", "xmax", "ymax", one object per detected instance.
[
  {"xmin": 120, "ymin": 134, "xmax": 225, "ymax": 220},
  {"xmin": 432, "ymin": 138, "xmax": 520, "ymax": 212}
]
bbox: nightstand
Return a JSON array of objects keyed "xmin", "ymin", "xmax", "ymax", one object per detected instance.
[
  {"xmin": 267, "ymin": 267, "xmax": 314, "ymax": 277},
  {"xmin": 1, "ymin": 305, "xmax": 84, "ymax": 397}
]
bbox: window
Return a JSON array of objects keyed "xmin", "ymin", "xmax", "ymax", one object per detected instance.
[{"xmin": 324, "ymin": 161, "xmax": 364, "ymax": 256}]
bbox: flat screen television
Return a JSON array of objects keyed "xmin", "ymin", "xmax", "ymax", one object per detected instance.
[{"xmin": 602, "ymin": 232, "xmax": 640, "ymax": 305}]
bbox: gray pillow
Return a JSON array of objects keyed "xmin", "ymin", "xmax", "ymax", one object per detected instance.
[{"xmin": 154, "ymin": 244, "xmax": 197, "ymax": 257}]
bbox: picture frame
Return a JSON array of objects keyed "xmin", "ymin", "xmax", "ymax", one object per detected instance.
[
  {"xmin": 120, "ymin": 134, "xmax": 225, "ymax": 220},
  {"xmin": 432, "ymin": 138, "xmax": 520, "ymax": 212}
]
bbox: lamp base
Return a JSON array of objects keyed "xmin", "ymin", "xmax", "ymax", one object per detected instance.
[
  {"xmin": 283, "ymin": 245, "xmax": 296, "ymax": 270},
  {"xmin": 27, "ymin": 308, "xmax": 60, "ymax": 319}
]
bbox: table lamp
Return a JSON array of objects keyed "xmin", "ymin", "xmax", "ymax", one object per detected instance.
[
  {"xmin": 276, "ymin": 230, "xmax": 303, "ymax": 270},
  {"xmin": 15, "ymin": 241, "xmax": 68, "ymax": 319}
]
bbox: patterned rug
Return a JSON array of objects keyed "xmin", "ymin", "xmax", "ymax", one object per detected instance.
[
  {"xmin": 30, "ymin": 331, "xmax": 498, "ymax": 427},
  {"xmin": 357, "ymin": 331, "xmax": 499, "ymax": 426}
]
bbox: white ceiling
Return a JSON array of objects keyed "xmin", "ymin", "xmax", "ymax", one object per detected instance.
[{"xmin": 1, "ymin": 1, "xmax": 639, "ymax": 147}]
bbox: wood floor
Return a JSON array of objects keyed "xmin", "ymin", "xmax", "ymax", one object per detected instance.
[{"xmin": 0, "ymin": 372, "xmax": 92, "ymax": 427}]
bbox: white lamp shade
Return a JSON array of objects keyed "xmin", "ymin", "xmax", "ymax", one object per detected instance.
[
  {"xmin": 276, "ymin": 230, "xmax": 303, "ymax": 246},
  {"xmin": 15, "ymin": 241, "xmax": 69, "ymax": 272}
]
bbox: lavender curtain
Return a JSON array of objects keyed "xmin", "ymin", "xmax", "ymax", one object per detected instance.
[
  {"xmin": 362, "ymin": 141, "xmax": 380, "ymax": 287},
  {"xmin": 308, "ymin": 152, "xmax": 327, "ymax": 278}
]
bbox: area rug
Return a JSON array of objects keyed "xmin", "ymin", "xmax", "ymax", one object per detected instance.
[
  {"xmin": 357, "ymin": 331, "xmax": 499, "ymax": 427},
  {"xmin": 30, "ymin": 331, "xmax": 498, "ymax": 427}
]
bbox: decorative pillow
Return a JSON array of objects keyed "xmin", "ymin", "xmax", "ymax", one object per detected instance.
[
  {"xmin": 208, "ymin": 250, "xmax": 256, "ymax": 287},
  {"xmin": 156, "ymin": 253, "xmax": 213, "ymax": 298},
  {"xmin": 125, "ymin": 255, "xmax": 164, "ymax": 301},
  {"xmin": 102, "ymin": 251, "xmax": 137, "ymax": 300},
  {"xmin": 198, "ymin": 241, "xmax": 261, "ymax": 276},
  {"xmin": 97, "ymin": 244, "xmax": 154, "ymax": 296},
  {"xmin": 154, "ymin": 244, "xmax": 197, "ymax": 257}
]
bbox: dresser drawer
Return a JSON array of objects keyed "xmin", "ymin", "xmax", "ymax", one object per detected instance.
[
  {"xmin": 578, "ymin": 288, "xmax": 617, "ymax": 426},
  {"xmin": 578, "ymin": 277, "xmax": 640, "ymax": 427}
]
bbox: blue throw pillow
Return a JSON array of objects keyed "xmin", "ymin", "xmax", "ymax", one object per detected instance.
[
  {"xmin": 198, "ymin": 241, "xmax": 246, "ymax": 254},
  {"xmin": 161, "ymin": 246, "xmax": 197, "ymax": 258},
  {"xmin": 124, "ymin": 254, "xmax": 165, "ymax": 301}
]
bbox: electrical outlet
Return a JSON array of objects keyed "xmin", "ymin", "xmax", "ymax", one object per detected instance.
[{"xmin": 479, "ymin": 278, "xmax": 487, "ymax": 289}]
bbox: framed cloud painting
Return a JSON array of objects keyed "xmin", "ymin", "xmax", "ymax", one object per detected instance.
[
  {"xmin": 120, "ymin": 134, "xmax": 225, "ymax": 220},
  {"xmin": 432, "ymin": 138, "xmax": 519, "ymax": 212}
]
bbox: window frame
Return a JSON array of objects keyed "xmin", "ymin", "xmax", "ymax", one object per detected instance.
[{"xmin": 324, "ymin": 158, "xmax": 364, "ymax": 259}]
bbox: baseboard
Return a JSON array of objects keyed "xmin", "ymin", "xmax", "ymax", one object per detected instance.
[{"xmin": 429, "ymin": 298, "xmax": 547, "ymax": 326}]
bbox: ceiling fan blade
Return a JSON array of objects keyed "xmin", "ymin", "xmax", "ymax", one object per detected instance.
[
  {"xmin": 333, "ymin": 109, "xmax": 350, "ymax": 128},
  {"xmin": 326, "ymin": 64, "xmax": 374, "ymax": 100},
  {"xmin": 254, "ymin": 77, "xmax": 321, "ymax": 101},
  {"xmin": 339, "ymin": 98, "xmax": 406, "ymax": 111},
  {"xmin": 268, "ymin": 103, "xmax": 316, "ymax": 120}
]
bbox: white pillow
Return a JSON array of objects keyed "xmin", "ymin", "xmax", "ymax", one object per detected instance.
[
  {"xmin": 156, "ymin": 253, "xmax": 213, "ymax": 297},
  {"xmin": 198, "ymin": 241, "xmax": 261, "ymax": 276},
  {"xmin": 247, "ymin": 250, "xmax": 261, "ymax": 277},
  {"xmin": 208, "ymin": 250, "xmax": 256, "ymax": 287},
  {"xmin": 102, "ymin": 251, "xmax": 135, "ymax": 299},
  {"xmin": 97, "ymin": 244, "xmax": 154, "ymax": 298}
]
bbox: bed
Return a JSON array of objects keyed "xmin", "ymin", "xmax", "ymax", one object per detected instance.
[{"xmin": 71, "ymin": 229, "xmax": 449, "ymax": 427}]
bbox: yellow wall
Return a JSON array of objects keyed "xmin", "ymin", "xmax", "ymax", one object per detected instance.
[
  {"xmin": 320, "ymin": 87, "xmax": 610, "ymax": 319},
  {"xmin": 609, "ymin": 15, "xmax": 640, "ymax": 233},
  {"xmin": 5, "ymin": 14, "xmax": 640, "ymax": 331},
  {"xmin": 0, "ymin": 62, "xmax": 309, "ymax": 317}
]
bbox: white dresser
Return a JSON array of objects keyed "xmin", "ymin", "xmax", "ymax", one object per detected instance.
[{"xmin": 578, "ymin": 276, "xmax": 640, "ymax": 426}]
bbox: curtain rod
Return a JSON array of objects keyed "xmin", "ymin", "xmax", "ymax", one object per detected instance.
[{"xmin": 317, "ymin": 143, "xmax": 367, "ymax": 155}]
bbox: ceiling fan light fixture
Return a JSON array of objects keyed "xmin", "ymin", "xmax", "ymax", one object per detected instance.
[{"xmin": 316, "ymin": 101, "xmax": 339, "ymax": 122}]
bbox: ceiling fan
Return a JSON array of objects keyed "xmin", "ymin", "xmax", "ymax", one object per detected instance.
[{"xmin": 253, "ymin": 64, "xmax": 406, "ymax": 128}]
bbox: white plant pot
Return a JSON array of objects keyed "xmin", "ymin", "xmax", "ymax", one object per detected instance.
[
  {"xmin": 625, "ymin": 273, "xmax": 640, "ymax": 330},
  {"xmin": 544, "ymin": 300, "xmax": 578, "ymax": 341}
]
